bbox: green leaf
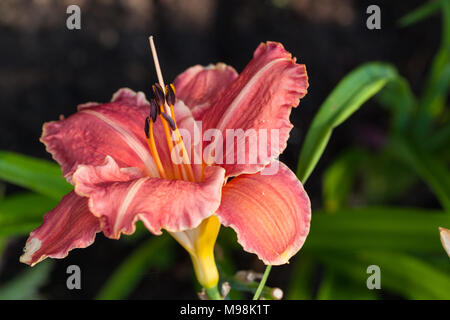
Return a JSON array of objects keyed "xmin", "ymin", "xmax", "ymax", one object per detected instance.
[
  {"xmin": 96, "ymin": 235, "xmax": 173, "ymax": 300},
  {"xmin": 441, "ymin": 0, "xmax": 450, "ymax": 48},
  {"xmin": 359, "ymin": 151, "xmax": 418, "ymax": 204},
  {"xmin": 0, "ymin": 193, "xmax": 58, "ymax": 236},
  {"xmin": 286, "ymin": 253, "xmax": 316, "ymax": 300},
  {"xmin": 296, "ymin": 63, "xmax": 397, "ymax": 183},
  {"xmin": 398, "ymin": 0, "xmax": 442, "ymax": 27},
  {"xmin": 322, "ymin": 148, "xmax": 369, "ymax": 212},
  {"xmin": 388, "ymin": 138, "xmax": 450, "ymax": 212},
  {"xmin": 319, "ymin": 251, "xmax": 450, "ymax": 299},
  {"xmin": 415, "ymin": 49, "xmax": 450, "ymax": 136},
  {"xmin": 0, "ymin": 260, "xmax": 53, "ymax": 299},
  {"xmin": 316, "ymin": 268, "xmax": 378, "ymax": 300},
  {"xmin": 0, "ymin": 151, "xmax": 72, "ymax": 200},
  {"xmin": 375, "ymin": 76, "xmax": 417, "ymax": 134},
  {"xmin": 304, "ymin": 207, "xmax": 450, "ymax": 253},
  {"xmin": 0, "ymin": 237, "xmax": 8, "ymax": 261},
  {"xmin": 315, "ymin": 268, "xmax": 335, "ymax": 300},
  {"xmin": 429, "ymin": 121, "xmax": 450, "ymax": 151},
  {"xmin": 415, "ymin": 0, "xmax": 450, "ymax": 137}
]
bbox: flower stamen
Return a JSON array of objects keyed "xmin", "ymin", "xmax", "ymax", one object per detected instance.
[
  {"xmin": 149, "ymin": 36, "xmax": 196, "ymax": 182},
  {"xmin": 144, "ymin": 115, "xmax": 168, "ymax": 179},
  {"xmin": 150, "ymin": 83, "xmax": 183, "ymax": 180},
  {"xmin": 151, "ymin": 84, "xmax": 185, "ymax": 180},
  {"xmin": 161, "ymin": 111, "xmax": 176, "ymax": 130},
  {"xmin": 164, "ymin": 84, "xmax": 196, "ymax": 182}
]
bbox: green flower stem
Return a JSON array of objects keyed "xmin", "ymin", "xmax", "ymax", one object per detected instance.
[
  {"xmin": 205, "ymin": 285, "xmax": 223, "ymax": 300},
  {"xmin": 224, "ymin": 277, "xmax": 280, "ymax": 300},
  {"xmin": 253, "ymin": 265, "xmax": 272, "ymax": 300}
]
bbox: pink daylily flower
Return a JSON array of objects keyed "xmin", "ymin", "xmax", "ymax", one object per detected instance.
[{"xmin": 20, "ymin": 41, "xmax": 311, "ymax": 289}]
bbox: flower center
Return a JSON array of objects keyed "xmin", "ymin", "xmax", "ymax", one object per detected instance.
[
  {"xmin": 145, "ymin": 36, "xmax": 196, "ymax": 182},
  {"xmin": 144, "ymin": 83, "xmax": 195, "ymax": 182},
  {"xmin": 145, "ymin": 36, "xmax": 220, "ymax": 290}
]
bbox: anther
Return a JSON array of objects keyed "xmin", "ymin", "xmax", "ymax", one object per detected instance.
[
  {"xmin": 165, "ymin": 84, "xmax": 176, "ymax": 106},
  {"xmin": 152, "ymin": 83, "xmax": 165, "ymax": 106},
  {"xmin": 148, "ymin": 36, "xmax": 194, "ymax": 182},
  {"xmin": 144, "ymin": 117, "xmax": 150, "ymax": 139},
  {"xmin": 161, "ymin": 112, "xmax": 176, "ymax": 130},
  {"xmin": 150, "ymin": 99, "xmax": 158, "ymax": 123}
]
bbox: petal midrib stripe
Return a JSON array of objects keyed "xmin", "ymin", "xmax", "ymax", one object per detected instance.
[
  {"xmin": 215, "ymin": 57, "xmax": 291, "ymax": 131},
  {"xmin": 114, "ymin": 177, "xmax": 149, "ymax": 236},
  {"xmin": 81, "ymin": 109, "xmax": 159, "ymax": 177}
]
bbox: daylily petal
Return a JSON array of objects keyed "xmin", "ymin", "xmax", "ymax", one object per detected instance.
[
  {"xmin": 204, "ymin": 42, "xmax": 308, "ymax": 177},
  {"xmin": 41, "ymin": 88, "xmax": 202, "ymax": 181},
  {"xmin": 42, "ymin": 88, "xmax": 160, "ymax": 180},
  {"xmin": 172, "ymin": 99, "xmax": 207, "ymax": 180},
  {"xmin": 174, "ymin": 63, "xmax": 238, "ymax": 121},
  {"xmin": 20, "ymin": 191, "xmax": 101, "ymax": 266},
  {"xmin": 72, "ymin": 156, "xmax": 226, "ymax": 238},
  {"xmin": 110, "ymin": 87, "xmax": 150, "ymax": 106},
  {"xmin": 215, "ymin": 161, "xmax": 311, "ymax": 265}
]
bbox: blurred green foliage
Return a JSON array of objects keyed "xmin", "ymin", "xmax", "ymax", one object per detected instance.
[
  {"xmin": 296, "ymin": 62, "xmax": 398, "ymax": 183},
  {"xmin": 0, "ymin": 151, "xmax": 72, "ymax": 200},
  {"xmin": 292, "ymin": 0, "xmax": 450, "ymax": 300},
  {"xmin": 96, "ymin": 235, "xmax": 174, "ymax": 300},
  {"xmin": 0, "ymin": 0, "xmax": 448, "ymax": 300},
  {"xmin": 0, "ymin": 261, "xmax": 53, "ymax": 300}
]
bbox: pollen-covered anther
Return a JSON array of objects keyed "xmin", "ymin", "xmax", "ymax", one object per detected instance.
[
  {"xmin": 151, "ymin": 81, "xmax": 182, "ymax": 180},
  {"xmin": 147, "ymin": 39, "xmax": 194, "ymax": 182},
  {"xmin": 144, "ymin": 116, "xmax": 150, "ymax": 139},
  {"xmin": 161, "ymin": 112, "xmax": 176, "ymax": 130},
  {"xmin": 152, "ymin": 83, "xmax": 166, "ymax": 107},
  {"xmin": 150, "ymin": 99, "xmax": 159, "ymax": 122},
  {"xmin": 165, "ymin": 83, "xmax": 176, "ymax": 106}
]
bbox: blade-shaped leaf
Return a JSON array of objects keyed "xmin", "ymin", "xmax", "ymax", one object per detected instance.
[
  {"xmin": 360, "ymin": 151, "xmax": 419, "ymax": 204},
  {"xmin": 415, "ymin": 0, "xmax": 450, "ymax": 137},
  {"xmin": 428, "ymin": 122, "xmax": 450, "ymax": 151},
  {"xmin": 398, "ymin": 0, "xmax": 442, "ymax": 27},
  {"xmin": 387, "ymin": 138, "xmax": 450, "ymax": 212},
  {"xmin": 415, "ymin": 49, "xmax": 450, "ymax": 136},
  {"xmin": 296, "ymin": 63, "xmax": 397, "ymax": 183},
  {"xmin": 375, "ymin": 76, "xmax": 417, "ymax": 134},
  {"xmin": 442, "ymin": 0, "xmax": 450, "ymax": 48},
  {"xmin": 0, "ymin": 237, "xmax": 7, "ymax": 261},
  {"xmin": 286, "ymin": 253, "xmax": 316, "ymax": 300},
  {"xmin": 315, "ymin": 267, "xmax": 378, "ymax": 300},
  {"xmin": 322, "ymin": 148, "xmax": 369, "ymax": 212},
  {"xmin": 0, "ymin": 151, "xmax": 72, "ymax": 200},
  {"xmin": 304, "ymin": 207, "xmax": 450, "ymax": 253},
  {"xmin": 0, "ymin": 260, "xmax": 53, "ymax": 299},
  {"xmin": 0, "ymin": 193, "xmax": 58, "ymax": 236},
  {"xmin": 96, "ymin": 235, "xmax": 173, "ymax": 300},
  {"xmin": 319, "ymin": 251, "xmax": 450, "ymax": 299}
]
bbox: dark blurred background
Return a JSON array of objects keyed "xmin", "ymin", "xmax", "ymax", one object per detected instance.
[{"xmin": 0, "ymin": 0, "xmax": 442, "ymax": 299}]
